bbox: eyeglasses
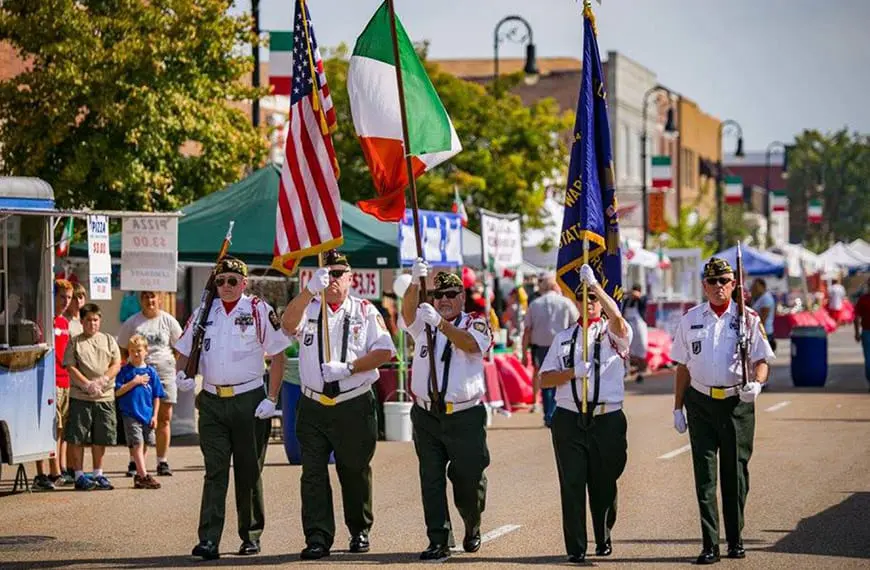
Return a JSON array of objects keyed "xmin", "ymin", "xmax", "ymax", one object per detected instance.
[
  {"xmin": 329, "ymin": 269, "xmax": 349, "ymax": 279},
  {"xmin": 705, "ymin": 277, "xmax": 733, "ymax": 286},
  {"xmin": 432, "ymin": 290, "xmax": 461, "ymax": 300},
  {"xmin": 215, "ymin": 277, "xmax": 239, "ymax": 287}
]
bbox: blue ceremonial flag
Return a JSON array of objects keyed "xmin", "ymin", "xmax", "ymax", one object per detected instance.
[{"xmin": 556, "ymin": 5, "xmax": 623, "ymax": 304}]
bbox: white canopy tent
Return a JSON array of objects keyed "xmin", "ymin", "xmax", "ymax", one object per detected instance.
[
  {"xmin": 769, "ymin": 243, "xmax": 829, "ymax": 277},
  {"xmin": 849, "ymin": 238, "xmax": 870, "ymax": 259},
  {"xmin": 819, "ymin": 242, "xmax": 870, "ymax": 273}
]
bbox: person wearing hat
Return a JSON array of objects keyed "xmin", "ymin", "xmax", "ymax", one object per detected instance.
[
  {"xmin": 671, "ymin": 257, "xmax": 775, "ymax": 564},
  {"xmin": 538, "ymin": 263, "xmax": 631, "ymax": 564},
  {"xmin": 175, "ymin": 255, "xmax": 292, "ymax": 560},
  {"xmin": 400, "ymin": 260, "xmax": 493, "ymax": 561},
  {"xmin": 279, "ymin": 249, "xmax": 395, "ymax": 560}
]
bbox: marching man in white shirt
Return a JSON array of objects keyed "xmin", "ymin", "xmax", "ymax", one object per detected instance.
[
  {"xmin": 279, "ymin": 249, "xmax": 395, "ymax": 561},
  {"xmin": 539, "ymin": 263, "xmax": 631, "ymax": 564},
  {"xmin": 401, "ymin": 262, "xmax": 492, "ymax": 561},
  {"xmin": 671, "ymin": 257, "xmax": 775, "ymax": 565},
  {"xmin": 175, "ymin": 256, "xmax": 291, "ymax": 560}
]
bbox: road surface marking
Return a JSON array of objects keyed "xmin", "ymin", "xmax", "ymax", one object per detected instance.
[
  {"xmin": 448, "ymin": 524, "xmax": 522, "ymax": 554},
  {"xmin": 765, "ymin": 401, "xmax": 791, "ymax": 412},
  {"xmin": 658, "ymin": 444, "xmax": 692, "ymax": 459}
]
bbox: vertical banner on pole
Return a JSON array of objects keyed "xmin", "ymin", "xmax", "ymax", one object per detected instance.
[{"xmin": 87, "ymin": 215, "xmax": 112, "ymax": 300}]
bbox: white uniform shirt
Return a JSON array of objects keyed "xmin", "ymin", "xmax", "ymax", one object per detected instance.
[
  {"xmin": 540, "ymin": 320, "xmax": 632, "ymax": 412},
  {"xmin": 670, "ymin": 301, "xmax": 775, "ymax": 387},
  {"xmin": 176, "ymin": 294, "xmax": 291, "ymax": 386},
  {"xmin": 296, "ymin": 297, "xmax": 395, "ymax": 393},
  {"xmin": 403, "ymin": 311, "xmax": 492, "ymax": 404}
]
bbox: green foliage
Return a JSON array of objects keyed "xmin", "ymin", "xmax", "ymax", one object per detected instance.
[
  {"xmin": 0, "ymin": 0, "xmax": 268, "ymax": 211},
  {"xmin": 663, "ymin": 206, "xmax": 716, "ymax": 258},
  {"xmin": 323, "ymin": 45, "xmax": 573, "ymax": 234},
  {"xmin": 784, "ymin": 129, "xmax": 870, "ymax": 249}
]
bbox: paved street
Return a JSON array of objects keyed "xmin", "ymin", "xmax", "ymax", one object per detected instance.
[{"xmin": 1, "ymin": 328, "xmax": 868, "ymax": 569}]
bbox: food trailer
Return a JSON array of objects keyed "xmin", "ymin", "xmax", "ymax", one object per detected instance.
[{"xmin": 0, "ymin": 178, "xmax": 57, "ymax": 489}]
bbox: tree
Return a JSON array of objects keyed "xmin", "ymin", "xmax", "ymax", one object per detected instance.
[
  {"xmin": 323, "ymin": 44, "xmax": 573, "ymax": 234},
  {"xmin": 0, "ymin": 0, "xmax": 268, "ymax": 211},
  {"xmin": 783, "ymin": 129, "xmax": 870, "ymax": 250}
]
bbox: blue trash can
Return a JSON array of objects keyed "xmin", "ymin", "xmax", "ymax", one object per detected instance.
[{"xmin": 790, "ymin": 325, "xmax": 827, "ymax": 387}]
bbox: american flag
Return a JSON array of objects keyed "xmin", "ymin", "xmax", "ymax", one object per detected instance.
[{"xmin": 272, "ymin": 0, "xmax": 343, "ymax": 275}]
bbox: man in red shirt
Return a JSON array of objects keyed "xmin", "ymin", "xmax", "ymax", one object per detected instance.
[
  {"xmin": 854, "ymin": 277, "xmax": 870, "ymax": 392},
  {"xmin": 32, "ymin": 279, "xmax": 75, "ymax": 491}
]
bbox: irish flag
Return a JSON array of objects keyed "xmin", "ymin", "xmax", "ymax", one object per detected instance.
[{"xmin": 348, "ymin": 1, "xmax": 462, "ymax": 222}]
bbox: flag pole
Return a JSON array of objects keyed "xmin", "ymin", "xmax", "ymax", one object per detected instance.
[
  {"xmin": 385, "ymin": 0, "xmax": 441, "ymax": 407},
  {"xmin": 581, "ymin": 238, "xmax": 589, "ymax": 415},
  {"xmin": 317, "ymin": 252, "xmax": 332, "ymax": 362}
]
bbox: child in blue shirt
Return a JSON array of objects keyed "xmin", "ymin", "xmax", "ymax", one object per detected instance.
[{"xmin": 115, "ymin": 334, "xmax": 165, "ymax": 489}]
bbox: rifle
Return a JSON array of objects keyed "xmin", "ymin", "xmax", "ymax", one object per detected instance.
[
  {"xmin": 183, "ymin": 221, "xmax": 235, "ymax": 379},
  {"xmin": 735, "ymin": 241, "xmax": 749, "ymax": 387}
]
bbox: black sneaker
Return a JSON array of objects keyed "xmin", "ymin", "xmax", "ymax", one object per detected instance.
[
  {"xmin": 156, "ymin": 461, "xmax": 172, "ymax": 476},
  {"xmin": 126, "ymin": 461, "xmax": 136, "ymax": 477},
  {"xmin": 32, "ymin": 474, "xmax": 56, "ymax": 491}
]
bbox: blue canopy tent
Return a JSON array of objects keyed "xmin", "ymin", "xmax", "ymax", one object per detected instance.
[{"xmin": 706, "ymin": 245, "xmax": 786, "ymax": 278}]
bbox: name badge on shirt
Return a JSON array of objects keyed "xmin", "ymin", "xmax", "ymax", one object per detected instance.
[{"xmin": 690, "ymin": 324, "xmax": 704, "ymax": 330}]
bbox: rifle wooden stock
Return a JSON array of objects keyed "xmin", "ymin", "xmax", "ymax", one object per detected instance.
[{"xmin": 183, "ymin": 221, "xmax": 235, "ymax": 379}]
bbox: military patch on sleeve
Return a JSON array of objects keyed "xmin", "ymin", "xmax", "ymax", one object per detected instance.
[
  {"xmin": 472, "ymin": 321, "xmax": 487, "ymax": 334},
  {"xmin": 268, "ymin": 309, "xmax": 281, "ymax": 331},
  {"xmin": 376, "ymin": 314, "xmax": 387, "ymax": 332}
]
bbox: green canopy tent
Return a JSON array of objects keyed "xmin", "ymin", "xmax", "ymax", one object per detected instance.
[{"xmin": 70, "ymin": 164, "xmax": 400, "ymax": 269}]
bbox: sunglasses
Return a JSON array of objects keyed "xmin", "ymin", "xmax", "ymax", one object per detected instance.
[
  {"xmin": 586, "ymin": 295, "xmax": 598, "ymax": 302},
  {"xmin": 705, "ymin": 277, "xmax": 733, "ymax": 286},
  {"xmin": 432, "ymin": 290, "xmax": 461, "ymax": 300},
  {"xmin": 215, "ymin": 277, "xmax": 239, "ymax": 287},
  {"xmin": 329, "ymin": 269, "xmax": 349, "ymax": 279}
]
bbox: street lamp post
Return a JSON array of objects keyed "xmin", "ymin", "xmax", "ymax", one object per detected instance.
[
  {"xmin": 764, "ymin": 141, "xmax": 787, "ymax": 247},
  {"xmin": 252, "ymin": 0, "xmax": 261, "ymax": 128},
  {"xmin": 493, "ymin": 15, "xmax": 539, "ymax": 92},
  {"xmin": 715, "ymin": 119, "xmax": 745, "ymax": 253},
  {"xmin": 640, "ymin": 85, "xmax": 678, "ymax": 249}
]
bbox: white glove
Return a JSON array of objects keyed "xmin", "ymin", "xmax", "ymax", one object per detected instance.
[
  {"xmin": 673, "ymin": 409, "xmax": 687, "ymax": 434},
  {"xmin": 175, "ymin": 370, "xmax": 196, "ymax": 392},
  {"xmin": 321, "ymin": 361, "xmax": 352, "ymax": 382},
  {"xmin": 417, "ymin": 303, "xmax": 442, "ymax": 328},
  {"xmin": 307, "ymin": 267, "xmax": 330, "ymax": 294},
  {"xmin": 411, "ymin": 258, "xmax": 430, "ymax": 280},
  {"xmin": 579, "ymin": 263, "xmax": 598, "ymax": 287},
  {"xmin": 574, "ymin": 361, "xmax": 592, "ymax": 379},
  {"xmin": 739, "ymin": 381, "xmax": 762, "ymax": 403},
  {"xmin": 254, "ymin": 398, "xmax": 277, "ymax": 419}
]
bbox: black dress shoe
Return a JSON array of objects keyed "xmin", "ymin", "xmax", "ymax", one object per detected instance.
[
  {"xmin": 727, "ymin": 543, "xmax": 746, "ymax": 559},
  {"xmin": 695, "ymin": 545, "xmax": 720, "ymax": 564},
  {"xmin": 595, "ymin": 539, "xmax": 612, "ymax": 556},
  {"xmin": 300, "ymin": 544, "xmax": 330, "ymax": 560},
  {"xmin": 191, "ymin": 540, "xmax": 220, "ymax": 560},
  {"xmin": 463, "ymin": 532, "xmax": 481, "ymax": 553},
  {"xmin": 349, "ymin": 533, "xmax": 370, "ymax": 553},
  {"xmin": 238, "ymin": 540, "xmax": 260, "ymax": 555},
  {"xmin": 567, "ymin": 553, "xmax": 586, "ymax": 563},
  {"xmin": 419, "ymin": 543, "xmax": 450, "ymax": 560}
]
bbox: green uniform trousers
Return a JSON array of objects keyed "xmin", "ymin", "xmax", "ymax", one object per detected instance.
[
  {"xmin": 685, "ymin": 387, "xmax": 755, "ymax": 549},
  {"xmin": 296, "ymin": 389, "xmax": 378, "ymax": 549},
  {"xmin": 411, "ymin": 403, "xmax": 490, "ymax": 546},
  {"xmin": 551, "ymin": 407, "xmax": 627, "ymax": 558},
  {"xmin": 197, "ymin": 388, "xmax": 271, "ymax": 546}
]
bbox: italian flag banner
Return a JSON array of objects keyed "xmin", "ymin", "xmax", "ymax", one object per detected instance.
[
  {"xmin": 650, "ymin": 155, "xmax": 672, "ymax": 190},
  {"xmin": 451, "ymin": 186, "xmax": 468, "ymax": 226},
  {"xmin": 771, "ymin": 191, "xmax": 788, "ymax": 213},
  {"xmin": 808, "ymin": 199, "xmax": 823, "ymax": 223},
  {"xmin": 724, "ymin": 175, "xmax": 743, "ymax": 205},
  {"xmin": 348, "ymin": 1, "xmax": 462, "ymax": 222},
  {"xmin": 57, "ymin": 217, "xmax": 74, "ymax": 257},
  {"xmin": 268, "ymin": 31, "xmax": 293, "ymax": 96}
]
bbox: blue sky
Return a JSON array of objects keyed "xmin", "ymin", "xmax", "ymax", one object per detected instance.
[{"xmin": 244, "ymin": 0, "xmax": 870, "ymax": 149}]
